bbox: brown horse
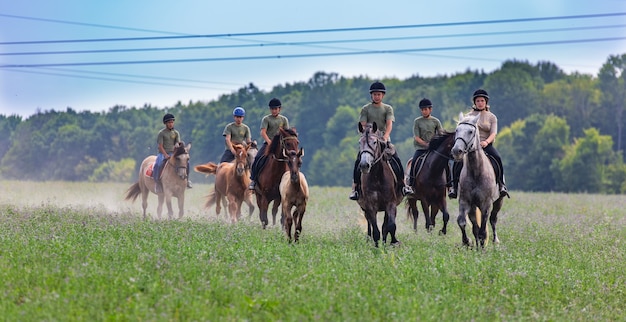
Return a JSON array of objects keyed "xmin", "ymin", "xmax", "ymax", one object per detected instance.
[
  {"xmin": 356, "ymin": 122, "xmax": 403, "ymax": 247},
  {"xmin": 125, "ymin": 142, "xmax": 191, "ymax": 220},
  {"xmin": 405, "ymin": 131, "xmax": 455, "ymax": 234},
  {"xmin": 452, "ymin": 112, "xmax": 504, "ymax": 248},
  {"xmin": 279, "ymin": 147, "xmax": 308, "ymax": 242},
  {"xmin": 194, "ymin": 143, "xmax": 255, "ymax": 223},
  {"xmin": 253, "ymin": 127, "xmax": 300, "ymax": 229}
]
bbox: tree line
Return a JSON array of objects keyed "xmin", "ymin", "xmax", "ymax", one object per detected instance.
[{"xmin": 1, "ymin": 54, "xmax": 624, "ymax": 193}]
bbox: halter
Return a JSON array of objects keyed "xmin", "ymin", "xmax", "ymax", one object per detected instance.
[{"xmin": 454, "ymin": 121, "xmax": 478, "ymax": 154}]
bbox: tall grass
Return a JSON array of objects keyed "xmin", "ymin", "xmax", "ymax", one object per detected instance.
[{"xmin": 0, "ymin": 181, "xmax": 624, "ymax": 320}]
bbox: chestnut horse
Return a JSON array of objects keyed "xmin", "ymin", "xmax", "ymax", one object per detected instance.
[
  {"xmin": 452, "ymin": 112, "xmax": 504, "ymax": 248},
  {"xmin": 253, "ymin": 127, "xmax": 300, "ymax": 229},
  {"xmin": 125, "ymin": 142, "xmax": 191, "ymax": 220},
  {"xmin": 194, "ymin": 143, "xmax": 255, "ymax": 223},
  {"xmin": 356, "ymin": 122, "xmax": 403, "ymax": 247},
  {"xmin": 405, "ymin": 131, "xmax": 455, "ymax": 234},
  {"xmin": 279, "ymin": 147, "xmax": 308, "ymax": 242}
]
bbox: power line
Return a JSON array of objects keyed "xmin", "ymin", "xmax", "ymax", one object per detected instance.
[
  {"xmin": 1, "ymin": 12, "xmax": 624, "ymax": 45},
  {"xmin": 2, "ymin": 36, "xmax": 624, "ymax": 68},
  {"xmin": 3, "ymin": 24, "xmax": 624, "ymax": 56}
]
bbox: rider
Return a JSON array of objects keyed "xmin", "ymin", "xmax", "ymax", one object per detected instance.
[
  {"xmin": 448, "ymin": 89, "xmax": 509, "ymax": 199},
  {"xmin": 349, "ymin": 81, "xmax": 404, "ymax": 200},
  {"xmin": 153, "ymin": 113, "xmax": 192, "ymax": 192},
  {"xmin": 248, "ymin": 98, "xmax": 290, "ymax": 190},
  {"xmin": 220, "ymin": 106, "xmax": 252, "ymax": 163},
  {"xmin": 403, "ymin": 98, "xmax": 446, "ymax": 196}
]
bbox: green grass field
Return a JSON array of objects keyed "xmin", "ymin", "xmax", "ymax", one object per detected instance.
[{"xmin": 1, "ymin": 181, "xmax": 624, "ymax": 321}]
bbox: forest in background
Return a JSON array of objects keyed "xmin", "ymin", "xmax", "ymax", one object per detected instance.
[{"xmin": 1, "ymin": 53, "xmax": 625, "ymax": 193}]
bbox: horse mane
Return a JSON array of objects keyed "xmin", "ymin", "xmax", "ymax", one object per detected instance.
[
  {"xmin": 266, "ymin": 128, "xmax": 298, "ymax": 156},
  {"xmin": 173, "ymin": 141, "xmax": 186, "ymax": 156},
  {"xmin": 428, "ymin": 131, "xmax": 454, "ymax": 151}
]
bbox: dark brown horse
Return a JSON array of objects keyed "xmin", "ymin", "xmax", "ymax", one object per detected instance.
[
  {"xmin": 125, "ymin": 142, "xmax": 191, "ymax": 220},
  {"xmin": 452, "ymin": 112, "xmax": 504, "ymax": 248},
  {"xmin": 253, "ymin": 127, "xmax": 300, "ymax": 229},
  {"xmin": 356, "ymin": 122, "xmax": 403, "ymax": 247},
  {"xmin": 279, "ymin": 147, "xmax": 308, "ymax": 242},
  {"xmin": 194, "ymin": 143, "xmax": 255, "ymax": 223},
  {"xmin": 405, "ymin": 131, "xmax": 455, "ymax": 234}
]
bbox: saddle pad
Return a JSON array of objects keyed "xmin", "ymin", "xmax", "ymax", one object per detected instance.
[{"xmin": 145, "ymin": 162, "xmax": 155, "ymax": 177}]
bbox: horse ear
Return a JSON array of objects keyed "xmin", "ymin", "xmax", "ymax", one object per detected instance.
[
  {"xmin": 298, "ymin": 147, "xmax": 304, "ymax": 157},
  {"xmin": 372, "ymin": 122, "xmax": 378, "ymax": 133},
  {"xmin": 186, "ymin": 142, "xmax": 192, "ymax": 150},
  {"xmin": 358, "ymin": 122, "xmax": 364, "ymax": 133},
  {"xmin": 457, "ymin": 112, "xmax": 465, "ymax": 124}
]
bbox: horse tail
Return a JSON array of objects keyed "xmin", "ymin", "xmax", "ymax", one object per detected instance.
[
  {"xmin": 124, "ymin": 182, "xmax": 141, "ymax": 202},
  {"xmin": 204, "ymin": 190, "xmax": 217, "ymax": 209},
  {"xmin": 194, "ymin": 162, "xmax": 218, "ymax": 176}
]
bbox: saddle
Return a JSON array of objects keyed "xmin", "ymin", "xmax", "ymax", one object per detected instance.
[{"xmin": 485, "ymin": 152, "xmax": 503, "ymax": 185}]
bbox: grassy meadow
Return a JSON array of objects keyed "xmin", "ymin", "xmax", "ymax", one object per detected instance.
[{"xmin": 0, "ymin": 180, "xmax": 625, "ymax": 321}]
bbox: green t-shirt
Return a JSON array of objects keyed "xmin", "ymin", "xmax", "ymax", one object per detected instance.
[
  {"xmin": 157, "ymin": 128, "xmax": 181, "ymax": 154},
  {"xmin": 413, "ymin": 116, "xmax": 443, "ymax": 149},
  {"xmin": 261, "ymin": 114, "xmax": 289, "ymax": 141},
  {"xmin": 359, "ymin": 103, "xmax": 394, "ymax": 134},
  {"xmin": 223, "ymin": 122, "xmax": 251, "ymax": 149}
]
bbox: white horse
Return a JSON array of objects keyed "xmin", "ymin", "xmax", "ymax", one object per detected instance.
[{"xmin": 451, "ymin": 113, "xmax": 504, "ymax": 248}]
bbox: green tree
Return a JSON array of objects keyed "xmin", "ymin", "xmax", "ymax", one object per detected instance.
[{"xmin": 597, "ymin": 54, "xmax": 626, "ymax": 155}]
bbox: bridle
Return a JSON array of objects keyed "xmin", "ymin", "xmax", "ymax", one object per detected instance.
[
  {"xmin": 167, "ymin": 150, "xmax": 189, "ymax": 180},
  {"xmin": 360, "ymin": 130, "xmax": 385, "ymax": 166},
  {"xmin": 275, "ymin": 135, "xmax": 299, "ymax": 162},
  {"xmin": 454, "ymin": 122, "xmax": 478, "ymax": 154}
]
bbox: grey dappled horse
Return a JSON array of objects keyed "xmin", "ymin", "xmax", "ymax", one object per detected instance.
[{"xmin": 451, "ymin": 113, "xmax": 504, "ymax": 248}]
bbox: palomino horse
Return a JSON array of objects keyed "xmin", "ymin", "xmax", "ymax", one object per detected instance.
[
  {"xmin": 194, "ymin": 143, "xmax": 255, "ymax": 223},
  {"xmin": 356, "ymin": 122, "xmax": 403, "ymax": 247},
  {"xmin": 451, "ymin": 112, "xmax": 504, "ymax": 248},
  {"xmin": 279, "ymin": 147, "xmax": 308, "ymax": 242},
  {"xmin": 125, "ymin": 142, "xmax": 191, "ymax": 220},
  {"xmin": 253, "ymin": 127, "xmax": 300, "ymax": 229},
  {"xmin": 405, "ymin": 131, "xmax": 455, "ymax": 234}
]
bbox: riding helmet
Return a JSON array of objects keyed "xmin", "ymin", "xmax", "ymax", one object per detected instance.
[
  {"xmin": 163, "ymin": 113, "xmax": 175, "ymax": 124},
  {"xmin": 233, "ymin": 106, "xmax": 245, "ymax": 116},
  {"xmin": 369, "ymin": 81, "xmax": 386, "ymax": 93},
  {"xmin": 472, "ymin": 89, "xmax": 489, "ymax": 103},
  {"xmin": 418, "ymin": 98, "xmax": 433, "ymax": 109},
  {"xmin": 268, "ymin": 98, "xmax": 282, "ymax": 108}
]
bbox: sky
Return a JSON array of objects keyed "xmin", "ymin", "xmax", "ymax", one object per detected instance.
[{"xmin": 1, "ymin": 0, "xmax": 625, "ymax": 119}]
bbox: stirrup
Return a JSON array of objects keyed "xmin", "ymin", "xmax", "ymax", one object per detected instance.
[
  {"xmin": 402, "ymin": 185, "xmax": 414, "ymax": 196},
  {"xmin": 248, "ymin": 181, "xmax": 256, "ymax": 190},
  {"xmin": 448, "ymin": 188, "xmax": 457, "ymax": 199},
  {"xmin": 348, "ymin": 190, "xmax": 359, "ymax": 200}
]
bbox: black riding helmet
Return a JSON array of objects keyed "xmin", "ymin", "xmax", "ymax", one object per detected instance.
[
  {"xmin": 268, "ymin": 98, "xmax": 282, "ymax": 108},
  {"xmin": 472, "ymin": 89, "xmax": 489, "ymax": 103},
  {"xmin": 369, "ymin": 81, "xmax": 386, "ymax": 93},
  {"xmin": 419, "ymin": 98, "xmax": 432, "ymax": 109},
  {"xmin": 163, "ymin": 113, "xmax": 175, "ymax": 124}
]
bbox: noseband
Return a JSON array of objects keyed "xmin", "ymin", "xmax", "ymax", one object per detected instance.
[{"xmin": 167, "ymin": 152, "xmax": 189, "ymax": 179}]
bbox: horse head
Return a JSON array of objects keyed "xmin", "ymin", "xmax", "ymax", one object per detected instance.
[
  {"xmin": 171, "ymin": 141, "xmax": 192, "ymax": 179},
  {"xmin": 247, "ymin": 140, "xmax": 258, "ymax": 169},
  {"xmin": 232, "ymin": 143, "xmax": 249, "ymax": 176},
  {"xmin": 285, "ymin": 147, "xmax": 304, "ymax": 183},
  {"xmin": 452, "ymin": 112, "xmax": 480, "ymax": 161},
  {"xmin": 358, "ymin": 122, "xmax": 384, "ymax": 174}
]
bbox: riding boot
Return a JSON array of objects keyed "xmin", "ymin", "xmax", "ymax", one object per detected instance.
[
  {"xmin": 248, "ymin": 181, "xmax": 256, "ymax": 190},
  {"xmin": 187, "ymin": 180, "xmax": 193, "ymax": 189},
  {"xmin": 448, "ymin": 185, "xmax": 457, "ymax": 199},
  {"xmin": 499, "ymin": 175, "xmax": 510, "ymax": 198},
  {"xmin": 402, "ymin": 179, "xmax": 414, "ymax": 196},
  {"xmin": 349, "ymin": 183, "xmax": 359, "ymax": 200},
  {"xmin": 448, "ymin": 161, "xmax": 461, "ymax": 199}
]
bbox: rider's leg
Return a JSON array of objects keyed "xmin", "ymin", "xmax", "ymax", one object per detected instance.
[
  {"xmin": 349, "ymin": 156, "xmax": 360, "ymax": 200},
  {"xmin": 448, "ymin": 160, "xmax": 462, "ymax": 199},
  {"xmin": 484, "ymin": 145, "xmax": 509, "ymax": 198}
]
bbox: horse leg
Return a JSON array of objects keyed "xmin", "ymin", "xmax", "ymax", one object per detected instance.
[
  {"xmin": 256, "ymin": 196, "xmax": 269, "ymax": 229},
  {"xmin": 407, "ymin": 198, "xmax": 419, "ymax": 232},
  {"xmin": 457, "ymin": 204, "xmax": 470, "ymax": 246},
  {"xmin": 215, "ymin": 191, "xmax": 222, "ymax": 216},
  {"xmin": 294, "ymin": 203, "xmax": 306, "ymax": 242},
  {"xmin": 227, "ymin": 195, "xmax": 238, "ymax": 223},
  {"xmin": 177, "ymin": 194, "xmax": 184, "ymax": 219},
  {"xmin": 439, "ymin": 205, "xmax": 450, "ymax": 236},
  {"xmin": 420, "ymin": 200, "xmax": 432, "ymax": 232},
  {"xmin": 282, "ymin": 203, "xmax": 293, "ymax": 242},
  {"xmin": 156, "ymin": 194, "xmax": 165, "ymax": 220},
  {"xmin": 271, "ymin": 200, "xmax": 280, "ymax": 226},
  {"xmin": 383, "ymin": 205, "xmax": 400, "ymax": 246},
  {"xmin": 490, "ymin": 198, "xmax": 504, "ymax": 244},
  {"xmin": 366, "ymin": 210, "xmax": 381, "ymax": 247},
  {"xmin": 141, "ymin": 188, "xmax": 149, "ymax": 220},
  {"xmin": 165, "ymin": 194, "xmax": 174, "ymax": 220}
]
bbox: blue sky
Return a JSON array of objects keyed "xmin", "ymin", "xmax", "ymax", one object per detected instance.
[{"xmin": 1, "ymin": 0, "xmax": 625, "ymax": 118}]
